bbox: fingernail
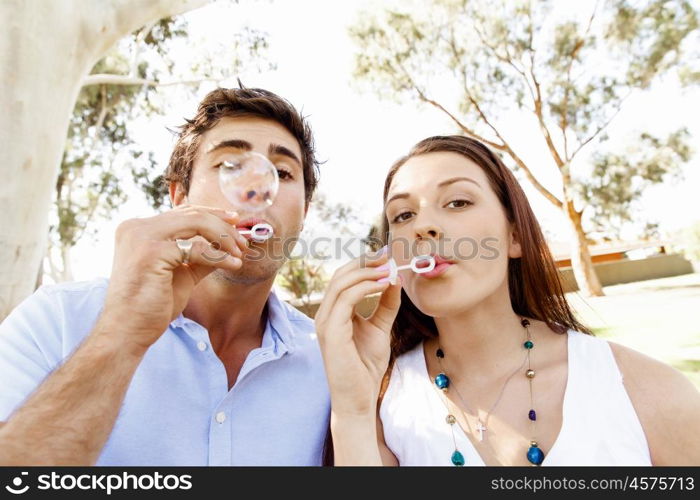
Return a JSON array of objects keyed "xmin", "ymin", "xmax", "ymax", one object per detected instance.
[
  {"xmin": 226, "ymin": 210, "xmax": 238, "ymax": 219},
  {"xmin": 376, "ymin": 263, "xmax": 390, "ymax": 271},
  {"xmin": 377, "ymin": 245, "xmax": 388, "ymax": 255},
  {"xmin": 229, "ymin": 255, "xmax": 242, "ymax": 266},
  {"xmin": 377, "ymin": 277, "xmax": 391, "ymax": 284}
]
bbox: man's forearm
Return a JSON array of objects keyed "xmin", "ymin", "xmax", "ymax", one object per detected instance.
[{"xmin": 0, "ymin": 318, "xmax": 147, "ymax": 465}]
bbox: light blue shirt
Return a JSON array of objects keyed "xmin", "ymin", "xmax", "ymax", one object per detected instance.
[{"xmin": 0, "ymin": 278, "xmax": 330, "ymax": 465}]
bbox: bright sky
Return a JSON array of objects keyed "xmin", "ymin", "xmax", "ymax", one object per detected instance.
[{"xmin": 66, "ymin": 0, "xmax": 700, "ymax": 284}]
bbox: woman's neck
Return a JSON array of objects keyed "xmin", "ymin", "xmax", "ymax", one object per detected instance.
[{"xmin": 431, "ymin": 285, "xmax": 528, "ymax": 384}]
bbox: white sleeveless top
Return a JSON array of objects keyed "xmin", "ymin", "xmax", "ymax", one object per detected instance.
[{"xmin": 379, "ymin": 330, "xmax": 652, "ymax": 466}]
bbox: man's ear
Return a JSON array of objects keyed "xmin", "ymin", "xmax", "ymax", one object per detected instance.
[
  {"xmin": 169, "ymin": 182, "xmax": 187, "ymax": 207},
  {"xmin": 508, "ymin": 226, "xmax": 522, "ymax": 259}
]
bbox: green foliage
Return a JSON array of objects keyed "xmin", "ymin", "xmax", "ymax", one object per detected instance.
[
  {"xmin": 49, "ymin": 11, "xmax": 274, "ymax": 280},
  {"xmin": 349, "ymin": 0, "xmax": 698, "ymax": 243},
  {"xmin": 275, "ymin": 192, "xmax": 368, "ymax": 302},
  {"xmin": 51, "ymin": 18, "xmax": 189, "ymax": 255},
  {"xmin": 577, "ymin": 128, "xmax": 692, "ymax": 239},
  {"xmin": 275, "ymin": 257, "xmax": 327, "ymax": 306}
]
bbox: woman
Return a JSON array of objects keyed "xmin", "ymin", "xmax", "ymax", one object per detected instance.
[{"xmin": 315, "ymin": 135, "xmax": 700, "ymax": 466}]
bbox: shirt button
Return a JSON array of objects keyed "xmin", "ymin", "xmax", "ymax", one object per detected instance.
[
  {"xmin": 215, "ymin": 412, "xmax": 226, "ymax": 424},
  {"xmin": 197, "ymin": 341, "xmax": 208, "ymax": 352}
]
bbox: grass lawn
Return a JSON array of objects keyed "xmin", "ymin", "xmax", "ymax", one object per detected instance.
[{"xmin": 566, "ymin": 272, "xmax": 700, "ymax": 390}]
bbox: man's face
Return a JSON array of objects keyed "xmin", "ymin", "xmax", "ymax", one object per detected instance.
[{"xmin": 173, "ymin": 116, "xmax": 307, "ymax": 284}]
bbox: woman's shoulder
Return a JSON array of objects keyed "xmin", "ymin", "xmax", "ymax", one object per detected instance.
[{"xmin": 606, "ymin": 339, "xmax": 700, "ymax": 465}]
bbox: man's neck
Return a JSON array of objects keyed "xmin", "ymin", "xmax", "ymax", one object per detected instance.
[{"xmin": 182, "ymin": 271, "xmax": 275, "ymax": 354}]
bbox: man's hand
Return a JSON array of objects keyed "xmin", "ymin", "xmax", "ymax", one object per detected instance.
[{"xmin": 100, "ymin": 204, "xmax": 249, "ymax": 353}]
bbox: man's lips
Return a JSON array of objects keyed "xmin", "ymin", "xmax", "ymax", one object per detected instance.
[{"xmin": 237, "ymin": 217, "xmax": 273, "ymax": 240}]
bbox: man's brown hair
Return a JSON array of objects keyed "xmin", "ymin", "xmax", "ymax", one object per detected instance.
[{"xmin": 164, "ymin": 86, "xmax": 319, "ymax": 205}]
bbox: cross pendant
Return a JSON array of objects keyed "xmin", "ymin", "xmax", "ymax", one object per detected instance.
[{"xmin": 476, "ymin": 421, "xmax": 487, "ymax": 441}]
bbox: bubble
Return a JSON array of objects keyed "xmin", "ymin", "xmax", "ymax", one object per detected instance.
[{"xmin": 218, "ymin": 151, "xmax": 279, "ymax": 212}]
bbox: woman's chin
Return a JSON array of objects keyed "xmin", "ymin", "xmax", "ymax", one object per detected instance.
[
  {"xmin": 407, "ymin": 280, "xmax": 485, "ymax": 318},
  {"xmin": 410, "ymin": 295, "xmax": 474, "ymax": 319}
]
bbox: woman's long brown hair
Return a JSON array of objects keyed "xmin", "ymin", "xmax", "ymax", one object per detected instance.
[
  {"xmin": 322, "ymin": 135, "xmax": 591, "ymax": 465},
  {"xmin": 380, "ymin": 135, "xmax": 591, "ymax": 359}
]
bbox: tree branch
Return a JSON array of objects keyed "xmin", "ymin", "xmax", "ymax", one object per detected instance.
[
  {"xmin": 394, "ymin": 58, "xmax": 505, "ymax": 150},
  {"xmin": 131, "ymin": 21, "xmax": 157, "ymax": 77},
  {"xmin": 570, "ymin": 91, "xmax": 631, "ymax": 160},
  {"xmin": 391, "ymin": 14, "xmax": 562, "ymax": 208},
  {"xmin": 460, "ymin": 71, "xmax": 563, "ymax": 209},
  {"xmin": 562, "ymin": 1, "xmax": 599, "ymax": 162},
  {"xmin": 81, "ymin": 74, "xmax": 221, "ymax": 87},
  {"xmin": 470, "ymin": 21, "xmax": 536, "ymax": 105},
  {"xmin": 85, "ymin": 0, "xmax": 211, "ymax": 58}
]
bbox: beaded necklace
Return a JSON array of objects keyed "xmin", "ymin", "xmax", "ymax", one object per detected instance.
[{"xmin": 432, "ymin": 318, "xmax": 545, "ymax": 466}]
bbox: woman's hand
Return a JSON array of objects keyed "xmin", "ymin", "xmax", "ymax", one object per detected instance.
[{"xmin": 315, "ymin": 247, "xmax": 402, "ymax": 417}]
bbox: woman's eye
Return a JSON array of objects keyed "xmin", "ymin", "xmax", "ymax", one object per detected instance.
[
  {"xmin": 391, "ymin": 211, "xmax": 414, "ymax": 223},
  {"xmin": 446, "ymin": 199, "xmax": 473, "ymax": 209}
]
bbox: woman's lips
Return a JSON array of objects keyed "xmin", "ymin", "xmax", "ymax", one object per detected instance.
[{"xmin": 418, "ymin": 261, "xmax": 453, "ymax": 279}]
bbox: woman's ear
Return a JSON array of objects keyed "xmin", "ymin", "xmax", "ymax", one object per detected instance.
[{"xmin": 508, "ymin": 226, "xmax": 522, "ymax": 259}]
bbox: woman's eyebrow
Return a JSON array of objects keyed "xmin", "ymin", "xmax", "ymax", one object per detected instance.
[
  {"xmin": 438, "ymin": 176, "xmax": 482, "ymax": 189},
  {"xmin": 384, "ymin": 192, "xmax": 410, "ymax": 209},
  {"xmin": 385, "ymin": 176, "xmax": 482, "ymax": 208}
]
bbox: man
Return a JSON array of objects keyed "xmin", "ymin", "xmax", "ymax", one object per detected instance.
[{"xmin": 0, "ymin": 87, "xmax": 330, "ymax": 465}]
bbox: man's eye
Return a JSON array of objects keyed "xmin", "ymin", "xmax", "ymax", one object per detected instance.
[
  {"xmin": 391, "ymin": 211, "xmax": 413, "ymax": 223},
  {"xmin": 277, "ymin": 169, "xmax": 293, "ymax": 180},
  {"xmin": 217, "ymin": 160, "xmax": 242, "ymax": 170},
  {"xmin": 446, "ymin": 199, "xmax": 473, "ymax": 209}
]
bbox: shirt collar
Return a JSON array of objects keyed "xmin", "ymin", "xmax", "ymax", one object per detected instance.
[{"xmin": 171, "ymin": 287, "xmax": 297, "ymax": 354}]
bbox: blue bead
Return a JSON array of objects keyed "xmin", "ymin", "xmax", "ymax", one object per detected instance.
[
  {"xmin": 527, "ymin": 446, "xmax": 545, "ymax": 465},
  {"xmin": 435, "ymin": 373, "xmax": 450, "ymax": 389},
  {"xmin": 451, "ymin": 450, "xmax": 465, "ymax": 466},
  {"xmin": 528, "ymin": 409, "xmax": 537, "ymax": 421}
]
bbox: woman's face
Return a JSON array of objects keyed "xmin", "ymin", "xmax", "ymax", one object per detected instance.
[{"xmin": 384, "ymin": 151, "xmax": 521, "ymax": 318}]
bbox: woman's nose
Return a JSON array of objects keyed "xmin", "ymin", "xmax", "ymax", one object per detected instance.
[{"xmin": 415, "ymin": 221, "xmax": 443, "ymax": 240}]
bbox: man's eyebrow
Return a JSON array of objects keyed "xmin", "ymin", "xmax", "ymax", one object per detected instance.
[
  {"xmin": 206, "ymin": 140, "xmax": 301, "ymax": 169},
  {"xmin": 385, "ymin": 177, "xmax": 481, "ymax": 209},
  {"xmin": 207, "ymin": 139, "xmax": 253, "ymax": 154},
  {"xmin": 268, "ymin": 143, "xmax": 302, "ymax": 168}
]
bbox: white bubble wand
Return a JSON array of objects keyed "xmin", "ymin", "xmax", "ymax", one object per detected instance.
[{"xmin": 384, "ymin": 255, "xmax": 436, "ymax": 285}]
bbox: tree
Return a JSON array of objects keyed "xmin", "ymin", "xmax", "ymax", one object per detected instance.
[
  {"xmin": 276, "ymin": 258, "xmax": 328, "ymax": 308},
  {"xmin": 349, "ymin": 0, "xmax": 698, "ymax": 296},
  {"xmin": 0, "ymin": 0, "xmax": 212, "ymax": 320},
  {"xmin": 580, "ymin": 128, "xmax": 692, "ymax": 242},
  {"xmin": 46, "ymin": 16, "xmax": 272, "ymax": 283}
]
